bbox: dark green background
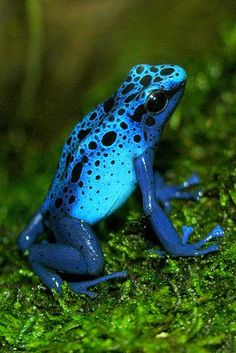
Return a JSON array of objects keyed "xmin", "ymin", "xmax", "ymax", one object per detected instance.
[{"xmin": 0, "ymin": 1, "xmax": 235, "ymax": 352}]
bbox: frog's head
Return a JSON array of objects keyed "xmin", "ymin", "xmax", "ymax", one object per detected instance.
[{"xmin": 117, "ymin": 64, "xmax": 187, "ymax": 149}]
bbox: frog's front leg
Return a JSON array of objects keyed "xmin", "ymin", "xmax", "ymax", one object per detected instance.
[
  {"xmin": 154, "ymin": 171, "xmax": 202, "ymax": 213},
  {"xmin": 29, "ymin": 216, "xmax": 127, "ymax": 297},
  {"xmin": 134, "ymin": 151, "xmax": 224, "ymax": 257}
]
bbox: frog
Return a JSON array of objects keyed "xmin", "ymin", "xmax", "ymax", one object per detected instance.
[{"xmin": 17, "ymin": 64, "xmax": 224, "ymax": 297}]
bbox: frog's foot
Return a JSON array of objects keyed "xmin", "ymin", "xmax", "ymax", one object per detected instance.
[
  {"xmin": 69, "ymin": 272, "xmax": 127, "ymax": 298},
  {"xmin": 174, "ymin": 224, "xmax": 224, "ymax": 256},
  {"xmin": 154, "ymin": 172, "xmax": 202, "ymax": 212},
  {"xmin": 29, "ymin": 241, "xmax": 127, "ymax": 297},
  {"xmin": 29, "ymin": 243, "xmax": 127, "ymax": 296}
]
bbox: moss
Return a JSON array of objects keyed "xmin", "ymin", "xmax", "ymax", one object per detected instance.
[{"xmin": 0, "ymin": 19, "xmax": 236, "ymax": 353}]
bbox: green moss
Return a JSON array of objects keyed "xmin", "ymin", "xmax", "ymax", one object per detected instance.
[{"xmin": 0, "ymin": 17, "xmax": 236, "ymax": 353}]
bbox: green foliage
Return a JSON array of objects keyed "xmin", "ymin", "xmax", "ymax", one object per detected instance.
[{"xmin": 0, "ymin": 6, "xmax": 235, "ymax": 353}]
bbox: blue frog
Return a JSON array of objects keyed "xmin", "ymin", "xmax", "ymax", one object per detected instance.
[{"xmin": 17, "ymin": 64, "xmax": 224, "ymax": 297}]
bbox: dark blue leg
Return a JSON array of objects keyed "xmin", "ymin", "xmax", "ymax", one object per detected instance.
[
  {"xmin": 17, "ymin": 210, "xmax": 44, "ymax": 251},
  {"xmin": 69, "ymin": 272, "xmax": 127, "ymax": 297},
  {"xmin": 134, "ymin": 151, "xmax": 224, "ymax": 257},
  {"xmin": 154, "ymin": 171, "xmax": 202, "ymax": 212},
  {"xmin": 29, "ymin": 216, "xmax": 127, "ymax": 297}
]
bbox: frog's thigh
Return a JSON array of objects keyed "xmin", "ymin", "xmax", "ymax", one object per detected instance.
[{"xmin": 29, "ymin": 217, "xmax": 104, "ymax": 286}]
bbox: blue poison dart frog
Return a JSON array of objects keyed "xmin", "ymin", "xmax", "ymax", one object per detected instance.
[{"xmin": 18, "ymin": 64, "xmax": 224, "ymax": 297}]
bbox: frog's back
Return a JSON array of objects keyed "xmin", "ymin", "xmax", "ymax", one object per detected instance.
[
  {"xmin": 41, "ymin": 96, "xmax": 146, "ymax": 224},
  {"xmin": 41, "ymin": 63, "xmax": 180, "ymax": 224}
]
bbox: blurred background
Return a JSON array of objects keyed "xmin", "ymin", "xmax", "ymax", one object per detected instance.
[{"xmin": 0, "ymin": 0, "xmax": 235, "ymax": 225}]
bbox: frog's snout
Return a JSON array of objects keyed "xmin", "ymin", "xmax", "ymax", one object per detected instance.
[{"xmin": 173, "ymin": 65, "xmax": 187, "ymax": 86}]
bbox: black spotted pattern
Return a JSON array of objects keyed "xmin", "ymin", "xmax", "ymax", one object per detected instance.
[
  {"xmin": 160, "ymin": 68, "xmax": 174, "ymax": 76},
  {"xmin": 120, "ymin": 122, "xmax": 128, "ymax": 130},
  {"xmin": 41, "ymin": 63, "xmax": 185, "ymax": 221},
  {"xmin": 131, "ymin": 105, "xmax": 146, "ymax": 122},
  {"xmin": 69, "ymin": 195, "xmax": 75, "ymax": 204},
  {"xmin": 66, "ymin": 153, "xmax": 71, "ymax": 168},
  {"xmin": 154, "ymin": 76, "xmax": 163, "ymax": 82},
  {"xmin": 122, "ymin": 83, "xmax": 135, "ymax": 95},
  {"xmin": 77, "ymin": 128, "xmax": 91, "ymax": 142},
  {"xmin": 125, "ymin": 93, "xmax": 137, "ymax": 103},
  {"xmin": 88, "ymin": 141, "xmax": 97, "ymax": 150},
  {"xmin": 103, "ymin": 96, "xmax": 115, "ymax": 113},
  {"xmin": 89, "ymin": 112, "xmax": 97, "ymax": 120},
  {"xmin": 118, "ymin": 108, "xmax": 125, "ymax": 115},
  {"xmin": 133, "ymin": 134, "xmax": 141, "ymax": 143},
  {"xmin": 67, "ymin": 137, "xmax": 72, "ymax": 145},
  {"xmin": 101, "ymin": 131, "xmax": 117, "ymax": 146},
  {"xmin": 55, "ymin": 197, "xmax": 63, "ymax": 208},
  {"xmin": 136, "ymin": 66, "xmax": 144, "ymax": 74},
  {"xmin": 71, "ymin": 162, "xmax": 83, "ymax": 183},
  {"xmin": 140, "ymin": 75, "xmax": 152, "ymax": 87}
]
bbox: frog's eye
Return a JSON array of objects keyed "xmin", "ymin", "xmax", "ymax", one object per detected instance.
[{"xmin": 145, "ymin": 91, "xmax": 168, "ymax": 113}]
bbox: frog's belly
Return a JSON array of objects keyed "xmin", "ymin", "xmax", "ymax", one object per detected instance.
[{"xmin": 70, "ymin": 163, "xmax": 137, "ymax": 225}]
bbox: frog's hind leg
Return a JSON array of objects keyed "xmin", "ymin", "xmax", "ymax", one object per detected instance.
[
  {"xmin": 154, "ymin": 171, "xmax": 202, "ymax": 212},
  {"xmin": 28, "ymin": 216, "xmax": 127, "ymax": 297},
  {"xmin": 17, "ymin": 210, "xmax": 45, "ymax": 251}
]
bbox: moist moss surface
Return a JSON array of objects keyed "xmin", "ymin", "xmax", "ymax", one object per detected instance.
[{"xmin": 0, "ymin": 21, "xmax": 236, "ymax": 353}]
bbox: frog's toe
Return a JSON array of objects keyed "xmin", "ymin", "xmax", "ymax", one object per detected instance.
[
  {"xmin": 195, "ymin": 225, "xmax": 224, "ymax": 249},
  {"xmin": 181, "ymin": 225, "xmax": 195, "ymax": 244},
  {"xmin": 194, "ymin": 243, "xmax": 219, "ymax": 256},
  {"xmin": 174, "ymin": 190, "xmax": 203, "ymax": 201},
  {"xmin": 69, "ymin": 282, "xmax": 97, "ymax": 298},
  {"xmin": 156, "ymin": 175, "xmax": 202, "ymax": 212},
  {"xmin": 181, "ymin": 173, "xmax": 201, "ymax": 189},
  {"xmin": 192, "ymin": 190, "xmax": 203, "ymax": 201},
  {"xmin": 188, "ymin": 173, "xmax": 201, "ymax": 186},
  {"xmin": 176, "ymin": 224, "xmax": 224, "ymax": 256}
]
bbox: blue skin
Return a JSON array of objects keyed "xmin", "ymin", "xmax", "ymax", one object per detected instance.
[{"xmin": 17, "ymin": 64, "xmax": 224, "ymax": 297}]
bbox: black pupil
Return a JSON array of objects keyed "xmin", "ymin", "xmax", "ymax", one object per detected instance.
[{"xmin": 145, "ymin": 91, "xmax": 167, "ymax": 113}]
